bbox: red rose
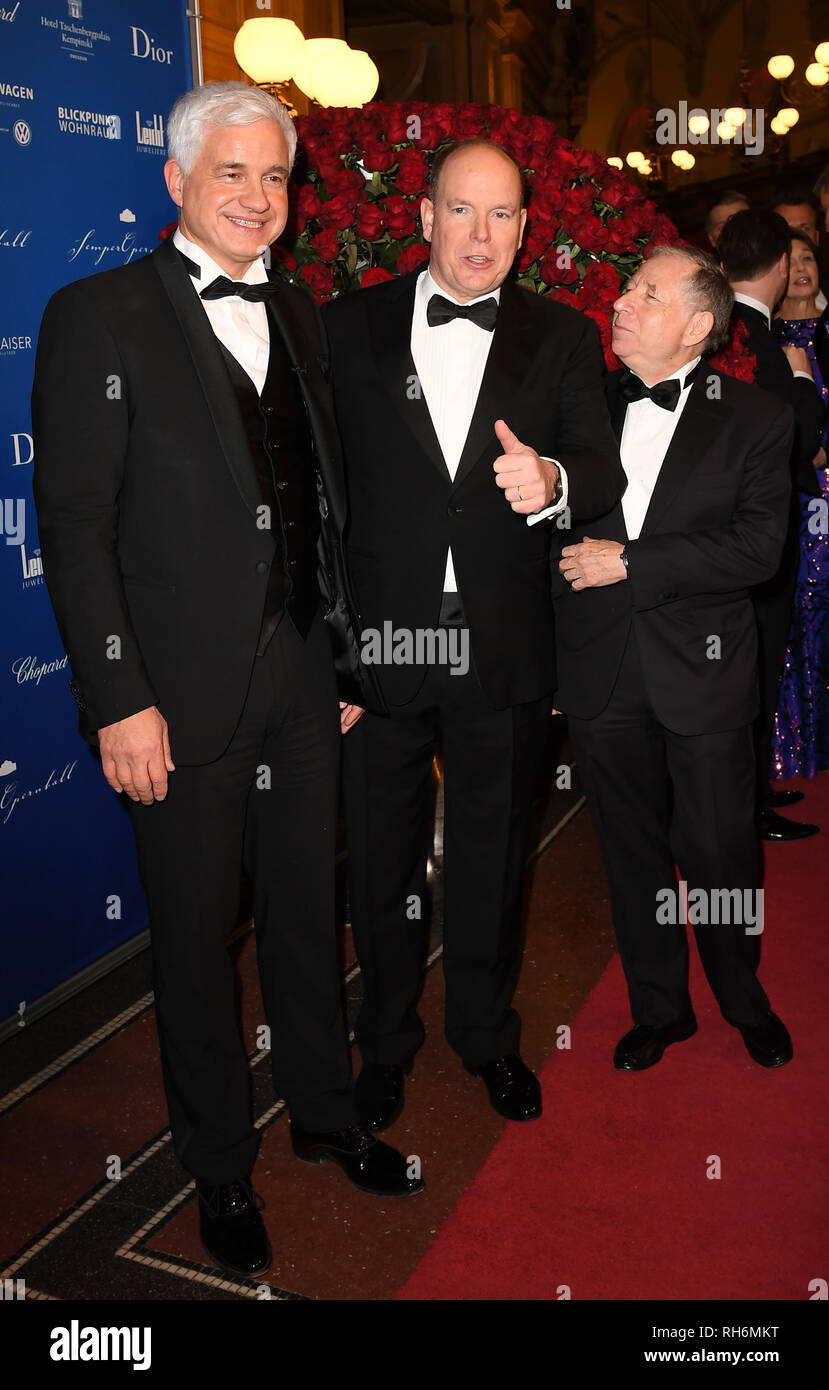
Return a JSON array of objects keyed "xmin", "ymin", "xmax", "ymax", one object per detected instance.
[
  {"xmin": 394, "ymin": 149, "xmax": 429, "ymax": 197},
  {"xmin": 383, "ymin": 194, "xmax": 418, "ymax": 239},
  {"xmin": 356, "ymin": 202, "xmax": 388, "ymax": 240},
  {"xmin": 269, "ymin": 242, "xmax": 298, "ymax": 272},
  {"xmin": 451, "ymin": 108, "xmax": 488, "ymax": 141},
  {"xmin": 583, "ymin": 261, "xmax": 620, "ymax": 296},
  {"xmin": 361, "ymin": 137, "xmax": 396, "ymax": 172},
  {"xmin": 311, "ymin": 229, "xmax": 340, "ymax": 262},
  {"xmin": 517, "ymin": 227, "xmax": 551, "ymax": 270},
  {"xmin": 429, "ymin": 103, "xmax": 456, "ymax": 141},
  {"xmin": 604, "ymin": 220, "xmax": 633, "ymax": 254},
  {"xmin": 323, "ymin": 167, "xmax": 365, "ymax": 201},
  {"xmin": 548, "ymin": 287, "xmax": 579, "ymax": 306},
  {"xmin": 396, "ymin": 242, "xmax": 431, "ymax": 274},
  {"xmin": 383, "ymin": 107, "xmax": 409, "ymax": 143},
  {"xmin": 361, "ymin": 267, "xmax": 395, "ymax": 288},
  {"xmin": 528, "ymin": 183, "xmax": 561, "ymax": 222},
  {"xmin": 300, "ymin": 262, "xmax": 334, "ymax": 300},
  {"xmin": 314, "ymin": 143, "xmax": 345, "ymax": 183},
  {"xmin": 559, "ymin": 183, "xmax": 595, "ymax": 217},
  {"xmin": 415, "ymin": 117, "xmax": 445, "ymax": 150},
  {"xmin": 296, "ymin": 184, "xmax": 322, "ymax": 222},
  {"xmin": 709, "ymin": 317, "xmax": 757, "ymax": 383},
  {"xmin": 542, "ymin": 146, "xmax": 581, "ymax": 191},
  {"xmin": 540, "ymin": 247, "xmax": 579, "ymax": 285},
  {"xmin": 318, "ymin": 194, "xmax": 355, "ymax": 231},
  {"xmin": 601, "ymin": 175, "xmax": 636, "ymax": 210},
  {"xmin": 566, "ymin": 212, "xmax": 609, "ymax": 252},
  {"xmin": 158, "ymin": 220, "xmax": 178, "ymax": 242}
]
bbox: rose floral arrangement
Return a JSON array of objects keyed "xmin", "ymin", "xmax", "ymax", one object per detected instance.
[
  {"xmin": 160, "ymin": 100, "xmax": 756, "ymax": 380},
  {"xmin": 707, "ymin": 314, "xmax": 757, "ymax": 381},
  {"xmin": 270, "ymin": 100, "xmax": 682, "ymax": 371}
]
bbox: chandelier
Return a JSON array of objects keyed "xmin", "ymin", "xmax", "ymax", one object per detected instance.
[{"xmin": 233, "ymin": 18, "xmax": 379, "ymax": 115}]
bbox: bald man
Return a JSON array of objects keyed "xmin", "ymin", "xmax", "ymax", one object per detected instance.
[{"xmin": 323, "ymin": 138, "xmax": 624, "ymax": 1134}]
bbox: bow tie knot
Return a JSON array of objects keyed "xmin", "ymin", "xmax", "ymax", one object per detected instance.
[
  {"xmin": 200, "ymin": 276, "xmax": 279, "ymax": 303},
  {"xmin": 618, "ymin": 361, "xmax": 703, "ymax": 412},
  {"xmin": 426, "ymin": 293, "xmax": 498, "ymax": 331}
]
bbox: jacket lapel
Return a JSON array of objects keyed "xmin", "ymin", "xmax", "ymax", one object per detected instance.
[
  {"xmin": 265, "ymin": 287, "xmax": 349, "ymax": 536},
  {"xmin": 638, "ymin": 367, "xmax": 725, "ymax": 535},
  {"xmin": 453, "ymin": 279, "xmax": 537, "ymax": 489},
  {"xmin": 368, "ymin": 270, "xmax": 449, "ymax": 482},
  {"xmin": 151, "ymin": 236, "xmax": 261, "ymax": 518},
  {"xmin": 606, "ymin": 369, "xmax": 629, "ymax": 446}
]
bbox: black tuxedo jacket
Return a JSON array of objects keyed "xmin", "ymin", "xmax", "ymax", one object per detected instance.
[
  {"xmin": 552, "ymin": 367, "xmax": 793, "ymax": 734},
  {"xmin": 732, "ymin": 301, "xmax": 822, "ymax": 497},
  {"xmin": 31, "ymin": 235, "xmax": 376, "ymax": 765},
  {"xmin": 323, "ymin": 269, "xmax": 624, "ymax": 708}
]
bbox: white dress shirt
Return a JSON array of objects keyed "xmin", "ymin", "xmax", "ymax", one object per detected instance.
[
  {"xmin": 410, "ymin": 268, "xmax": 568, "ymax": 592},
  {"xmin": 173, "ymin": 227, "xmax": 270, "ymax": 394},
  {"xmin": 620, "ymin": 356, "xmax": 701, "ymax": 541}
]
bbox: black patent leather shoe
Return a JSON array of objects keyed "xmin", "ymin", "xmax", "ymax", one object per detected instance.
[
  {"xmin": 465, "ymin": 1053, "xmax": 542, "ymax": 1121},
  {"xmin": 196, "ymin": 1178, "xmax": 271, "ymax": 1278},
  {"xmin": 760, "ymin": 808, "xmax": 819, "ymax": 841},
  {"xmin": 290, "ymin": 1123, "xmax": 425, "ymax": 1197},
  {"xmin": 613, "ymin": 1016, "xmax": 697, "ymax": 1071},
  {"xmin": 767, "ymin": 788, "xmax": 804, "ymax": 809},
  {"xmin": 730, "ymin": 1010, "xmax": 793, "ymax": 1068},
  {"xmin": 355, "ymin": 1061, "xmax": 411, "ymax": 1132}
]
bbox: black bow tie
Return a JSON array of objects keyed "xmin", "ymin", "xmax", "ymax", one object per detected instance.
[
  {"xmin": 176, "ymin": 246, "xmax": 278, "ymax": 303},
  {"xmin": 426, "ymin": 293, "xmax": 498, "ymax": 331},
  {"xmin": 200, "ymin": 276, "xmax": 279, "ymax": 303},
  {"xmin": 618, "ymin": 361, "xmax": 702, "ymax": 412}
]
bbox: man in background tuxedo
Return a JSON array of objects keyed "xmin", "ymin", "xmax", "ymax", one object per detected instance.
[
  {"xmin": 553, "ymin": 245, "xmax": 793, "ymax": 1072},
  {"xmin": 705, "ymin": 190, "xmax": 749, "ymax": 250},
  {"xmin": 324, "ymin": 139, "xmax": 624, "ymax": 1132},
  {"xmin": 32, "ymin": 83, "xmax": 421, "ymax": 1282},
  {"xmin": 719, "ymin": 209, "xmax": 824, "ymax": 840}
]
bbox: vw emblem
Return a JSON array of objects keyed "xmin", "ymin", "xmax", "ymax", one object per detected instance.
[{"xmin": 13, "ymin": 120, "xmax": 31, "ymax": 146}]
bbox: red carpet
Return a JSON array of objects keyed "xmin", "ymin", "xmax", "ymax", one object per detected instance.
[{"xmin": 397, "ymin": 773, "xmax": 829, "ymax": 1301}]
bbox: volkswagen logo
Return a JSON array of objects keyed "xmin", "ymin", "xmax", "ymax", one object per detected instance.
[{"xmin": 13, "ymin": 120, "xmax": 31, "ymax": 146}]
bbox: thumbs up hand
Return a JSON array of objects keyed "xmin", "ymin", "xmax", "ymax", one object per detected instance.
[{"xmin": 493, "ymin": 419, "xmax": 560, "ymax": 514}]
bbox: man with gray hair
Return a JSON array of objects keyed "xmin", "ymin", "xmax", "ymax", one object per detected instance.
[
  {"xmin": 552, "ymin": 245, "xmax": 795, "ymax": 1074},
  {"xmin": 31, "ymin": 82, "xmax": 422, "ymax": 1282}
]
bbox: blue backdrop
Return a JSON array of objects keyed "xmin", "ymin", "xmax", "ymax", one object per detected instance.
[{"xmin": 1, "ymin": 0, "xmax": 193, "ymax": 1024}]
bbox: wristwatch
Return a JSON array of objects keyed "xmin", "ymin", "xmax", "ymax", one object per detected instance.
[{"xmin": 620, "ymin": 546, "xmax": 630, "ymax": 575}]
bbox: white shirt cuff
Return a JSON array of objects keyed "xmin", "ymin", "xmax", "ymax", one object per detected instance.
[
  {"xmin": 527, "ymin": 459, "xmax": 568, "ymax": 526},
  {"xmin": 794, "ymin": 370, "xmax": 816, "ymax": 384}
]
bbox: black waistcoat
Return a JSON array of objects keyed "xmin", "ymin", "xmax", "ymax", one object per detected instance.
[{"xmin": 217, "ymin": 319, "xmax": 321, "ymax": 651}]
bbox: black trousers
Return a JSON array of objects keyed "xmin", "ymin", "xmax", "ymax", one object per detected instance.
[
  {"xmin": 128, "ymin": 612, "xmax": 356, "ymax": 1186},
  {"xmin": 343, "ymin": 647, "xmax": 550, "ymax": 1069},
  {"xmin": 569, "ymin": 628, "xmax": 770, "ymax": 1030}
]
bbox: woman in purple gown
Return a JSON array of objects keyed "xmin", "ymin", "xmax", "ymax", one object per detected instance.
[{"xmin": 771, "ymin": 232, "xmax": 829, "ymax": 778}]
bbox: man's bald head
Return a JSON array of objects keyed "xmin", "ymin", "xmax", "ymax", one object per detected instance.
[{"xmin": 428, "ymin": 139, "xmax": 525, "ymax": 209}]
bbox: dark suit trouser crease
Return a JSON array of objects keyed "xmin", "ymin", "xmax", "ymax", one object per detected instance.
[
  {"xmin": 127, "ymin": 612, "xmax": 356, "ymax": 1186},
  {"xmin": 343, "ymin": 654, "xmax": 550, "ymax": 1069},
  {"xmin": 569, "ymin": 628, "xmax": 770, "ymax": 1030}
]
